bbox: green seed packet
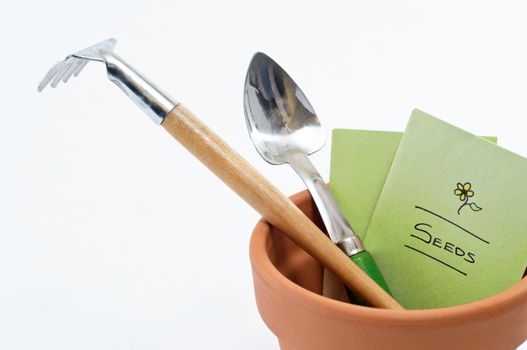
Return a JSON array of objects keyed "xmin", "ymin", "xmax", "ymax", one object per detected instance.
[
  {"xmin": 329, "ymin": 129, "xmax": 496, "ymax": 241},
  {"xmin": 362, "ymin": 109, "xmax": 527, "ymax": 309}
]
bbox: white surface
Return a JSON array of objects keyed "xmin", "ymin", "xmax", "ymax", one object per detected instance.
[{"xmin": 2, "ymin": 1, "xmax": 527, "ymax": 348}]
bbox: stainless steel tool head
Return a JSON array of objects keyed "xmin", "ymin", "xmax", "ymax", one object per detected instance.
[
  {"xmin": 243, "ymin": 52, "xmax": 364, "ymax": 253},
  {"xmin": 37, "ymin": 38, "xmax": 117, "ymax": 92},
  {"xmin": 37, "ymin": 38, "xmax": 177, "ymax": 125},
  {"xmin": 243, "ymin": 52, "xmax": 325, "ymax": 165}
]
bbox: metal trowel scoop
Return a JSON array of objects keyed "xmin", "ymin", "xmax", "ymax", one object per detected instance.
[{"xmin": 243, "ymin": 52, "xmax": 392, "ymax": 297}]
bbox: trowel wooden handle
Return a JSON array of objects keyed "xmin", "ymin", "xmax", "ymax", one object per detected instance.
[{"xmin": 161, "ymin": 104, "xmax": 403, "ymax": 310}]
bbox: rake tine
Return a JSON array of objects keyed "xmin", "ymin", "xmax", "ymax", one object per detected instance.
[
  {"xmin": 73, "ymin": 59, "xmax": 89, "ymax": 77},
  {"xmin": 62, "ymin": 58, "xmax": 82, "ymax": 83},
  {"xmin": 51, "ymin": 59, "xmax": 74, "ymax": 88},
  {"xmin": 38, "ymin": 60, "xmax": 63, "ymax": 92}
]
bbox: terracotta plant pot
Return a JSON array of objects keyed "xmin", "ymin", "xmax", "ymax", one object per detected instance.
[{"xmin": 249, "ymin": 190, "xmax": 527, "ymax": 350}]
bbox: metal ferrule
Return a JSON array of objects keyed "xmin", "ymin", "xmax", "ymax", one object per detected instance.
[
  {"xmin": 337, "ymin": 235, "xmax": 365, "ymax": 257},
  {"xmin": 101, "ymin": 50, "xmax": 178, "ymax": 125}
]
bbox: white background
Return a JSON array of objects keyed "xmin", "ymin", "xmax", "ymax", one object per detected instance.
[{"xmin": 2, "ymin": 1, "xmax": 527, "ymax": 349}]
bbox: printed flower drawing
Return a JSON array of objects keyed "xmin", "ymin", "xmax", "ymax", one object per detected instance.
[{"xmin": 454, "ymin": 182, "xmax": 482, "ymax": 215}]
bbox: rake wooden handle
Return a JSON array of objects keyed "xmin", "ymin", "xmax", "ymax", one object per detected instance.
[{"xmin": 162, "ymin": 104, "xmax": 403, "ymax": 310}]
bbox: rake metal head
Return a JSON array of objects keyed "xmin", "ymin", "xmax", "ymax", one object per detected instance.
[
  {"xmin": 37, "ymin": 38, "xmax": 117, "ymax": 92},
  {"xmin": 38, "ymin": 38, "xmax": 177, "ymax": 125}
]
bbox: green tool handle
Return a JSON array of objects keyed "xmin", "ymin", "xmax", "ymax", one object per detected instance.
[{"xmin": 347, "ymin": 250, "xmax": 392, "ymax": 303}]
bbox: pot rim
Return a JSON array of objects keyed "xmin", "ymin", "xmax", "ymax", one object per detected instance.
[{"xmin": 249, "ymin": 190, "xmax": 527, "ymax": 326}]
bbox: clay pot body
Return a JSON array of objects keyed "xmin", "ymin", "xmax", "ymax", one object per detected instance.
[{"xmin": 249, "ymin": 190, "xmax": 527, "ymax": 350}]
